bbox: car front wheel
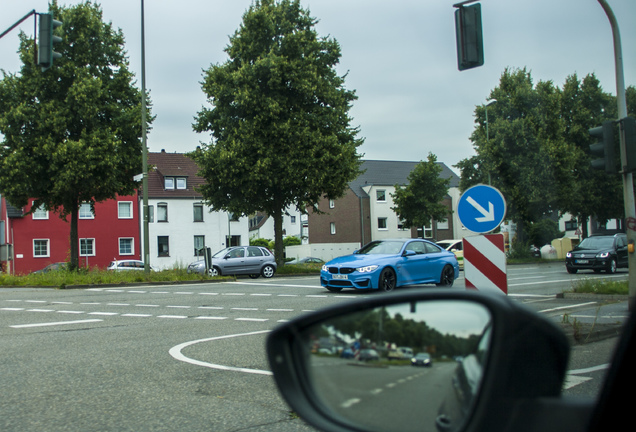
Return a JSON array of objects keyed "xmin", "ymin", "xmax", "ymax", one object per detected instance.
[
  {"xmin": 379, "ymin": 268, "xmax": 396, "ymax": 292},
  {"xmin": 208, "ymin": 267, "xmax": 220, "ymax": 277},
  {"xmin": 566, "ymin": 267, "xmax": 578, "ymax": 274},
  {"xmin": 262, "ymin": 265, "xmax": 275, "ymax": 278},
  {"xmin": 436, "ymin": 265, "xmax": 455, "ymax": 287},
  {"xmin": 607, "ymin": 258, "xmax": 617, "ymax": 274}
]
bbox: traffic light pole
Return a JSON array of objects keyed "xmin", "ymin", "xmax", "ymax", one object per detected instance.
[{"xmin": 597, "ymin": 0, "xmax": 635, "ymax": 309}]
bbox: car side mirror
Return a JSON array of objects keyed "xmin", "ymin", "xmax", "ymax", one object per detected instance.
[
  {"xmin": 403, "ymin": 250, "xmax": 417, "ymax": 257},
  {"xmin": 267, "ymin": 290, "xmax": 574, "ymax": 432}
]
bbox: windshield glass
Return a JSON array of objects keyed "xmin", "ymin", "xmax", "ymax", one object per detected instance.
[
  {"xmin": 578, "ymin": 237, "xmax": 614, "ymax": 250},
  {"xmin": 357, "ymin": 240, "xmax": 405, "ymax": 255}
]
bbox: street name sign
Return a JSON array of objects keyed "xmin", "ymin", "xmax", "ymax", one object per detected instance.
[{"xmin": 457, "ymin": 184, "xmax": 506, "ymax": 233}]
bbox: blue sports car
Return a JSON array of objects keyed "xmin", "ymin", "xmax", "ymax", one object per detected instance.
[{"xmin": 320, "ymin": 239, "xmax": 460, "ymax": 292}]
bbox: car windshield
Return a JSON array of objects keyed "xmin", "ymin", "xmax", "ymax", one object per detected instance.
[
  {"xmin": 212, "ymin": 247, "xmax": 232, "ymax": 258},
  {"xmin": 578, "ymin": 237, "xmax": 615, "ymax": 250},
  {"xmin": 357, "ymin": 240, "xmax": 405, "ymax": 255}
]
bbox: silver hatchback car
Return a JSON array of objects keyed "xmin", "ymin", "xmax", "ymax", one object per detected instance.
[{"xmin": 187, "ymin": 246, "xmax": 277, "ymax": 278}]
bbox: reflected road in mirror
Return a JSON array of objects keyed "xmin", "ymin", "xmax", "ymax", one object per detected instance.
[{"xmin": 302, "ymin": 300, "xmax": 492, "ymax": 432}]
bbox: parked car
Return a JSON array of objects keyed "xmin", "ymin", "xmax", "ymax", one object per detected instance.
[
  {"xmin": 287, "ymin": 257, "xmax": 324, "ymax": 265},
  {"xmin": 340, "ymin": 348, "xmax": 355, "ymax": 359},
  {"xmin": 320, "ymin": 238, "xmax": 459, "ymax": 292},
  {"xmin": 436, "ymin": 239, "xmax": 464, "ymax": 269},
  {"xmin": 31, "ymin": 262, "xmax": 67, "ymax": 274},
  {"xmin": 565, "ymin": 233, "xmax": 628, "ymax": 274},
  {"xmin": 388, "ymin": 346, "xmax": 414, "ymax": 360},
  {"xmin": 411, "ymin": 352, "xmax": 432, "ymax": 367},
  {"xmin": 107, "ymin": 260, "xmax": 155, "ymax": 271},
  {"xmin": 187, "ymin": 246, "xmax": 277, "ymax": 278},
  {"xmin": 358, "ymin": 348, "xmax": 380, "ymax": 362}
]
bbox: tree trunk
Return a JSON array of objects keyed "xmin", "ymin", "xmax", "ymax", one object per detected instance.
[
  {"xmin": 69, "ymin": 203, "xmax": 79, "ymax": 271},
  {"xmin": 273, "ymin": 208, "xmax": 285, "ymax": 267}
]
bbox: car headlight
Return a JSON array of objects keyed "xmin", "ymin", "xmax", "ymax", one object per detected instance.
[
  {"xmin": 597, "ymin": 252, "xmax": 610, "ymax": 258},
  {"xmin": 357, "ymin": 265, "xmax": 378, "ymax": 273},
  {"xmin": 322, "ymin": 265, "xmax": 328, "ymax": 272},
  {"xmin": 566, "ymin": 252, "xmax": 572, "ymax": 258}
]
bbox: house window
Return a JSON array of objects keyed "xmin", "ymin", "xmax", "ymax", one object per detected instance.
[
  {"xmin": 194, "ymin": 235, "xmax": 205, "ymax": 256},
  {"xmin": 80, "ymin": 238, "xmax": 95, "ymax": 256},
  {"xmin": 32, "ymin": 203, "xmax": 48, "ymax": 220},
  {"xmin": 565, "ymin": 219, "xmax": 578, "ymax": 231},
  {"xmin": 147, "ymin": 205, "xmax": 154, "ymax": 223},
  {"xmin": 119, "ymin": 238, "xmax": 134, "ymax": 255},
  {"xmin": 118, "ymin": 202, "xmax": 132, "ymax": 219},
  {"xmin": 176, "ymin": 177, "xmax": 187, "ymax": 189},
  {"xmin": 398, "ymin": 220, "xmax": 407, "ymax": 230},
  {"xmin": 158, "ymin": 236, "xmax": 169, "ymax": 256},
  {"xmin": 329, "ymin": 199, "xmax": 335, "ymax": 209},
  {"xmin": 33, "ymin": 239, "xmax": 49, "ymax": 257},
  {"xmin": 437, "ymin": 219, "xmax": 449, "ymax": 230},
  {"xmin": 164, "ymin": 177, "xmax": 174, "ymax": 189},
  {"xmin": 378, "ymin": 217, "xmax": 388, "ymax": 230},
  {"xmin": 376, "ymin": 190, "xmax": 386, "ymax": 202},
  {"xmin": 290, "ymin": 215, "xmax": 296, "ymax": 224},
  {"xmin": 79, "ymin": 203, "xmax": 94, "ymax": 219},
  {"xmin": 157, "ymin": 203, "xmax": 168, "ymax": 222},
  {"xmin": 193, "ymin": 203, "xmax": 204, "ymax": 222},
  {"xmin": 330, "ymin": 222, "xmax": 336, "ymax": 235}
]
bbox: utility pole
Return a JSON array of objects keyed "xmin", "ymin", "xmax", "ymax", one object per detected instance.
[
  {"xmin": 141, "ymin": 0, "xmax": 151, "ymax": 272},
  {"xmin": 597, "ymin": 0, "xmax": 635, "ymax": 309}
]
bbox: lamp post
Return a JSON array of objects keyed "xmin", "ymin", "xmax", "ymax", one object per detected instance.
[
  {"xmin": 485, "ymin": 99, "xmax": 497, "ymax": 185},
  {"xmin": 141, "ymin": 0, "xmax": 150, "ymax": 272}
]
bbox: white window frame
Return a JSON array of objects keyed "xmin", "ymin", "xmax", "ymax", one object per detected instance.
[
  {"xmin": 32, "ymin": 203, "xmax": 48, "ymax": 220},
  {"xmin": 176, "ymin": 177, "xmax": 187, "ymax": 189},
  {"xmin": 80, "ymin": 238, "xmax": 95, "ymax": 257},
  {"xmin": 378, "ymin": 217, "xmax": 388, "ymax": 230},
  {"xmin": 330, "ymin": 222, "xmax": 336, "ymax": 235},
  {"xmin": 437, "ymin": 219, "xmax": 449, "ymax": 230},
  {"xmin": 193, "ymin": 203, "xmax": 204, "ymax": 222},
  {"xmin": 329, "ymin": 199, "xmax": 335, "ymax": 209},
  {"xmin": 164, "ymin": 177, "xmax": 175, "ymax": 189},
  {"xmin": 33, "ymin": 239, "xmax": 50, "ymax": 257},
  {"xmin": 157, "ymin": 203, "xmax": 168, "ymax": 222},
  {"xmin": 119, "ymin": 238, "xmax": 134, "ymax": 255},
  {"xmin": 376, "ymin": 190, "xmax": 386, "ymax": 202},
  {"xmin": 118, "ymin": 201, "xmax": 133, "ymax": 219},
  {"xmin": 79, "ymin": 203, "xmax": 94, "ymax": 219}
]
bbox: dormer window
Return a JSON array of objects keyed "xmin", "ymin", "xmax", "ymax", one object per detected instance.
[{"xmin": 164, "ymin": 177, "xmax": 186, "ymax": 190}]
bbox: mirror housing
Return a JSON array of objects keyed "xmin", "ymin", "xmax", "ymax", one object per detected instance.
[{"xmin": 267, "ymin": 290, "xmax": 576, "ymax": 432}]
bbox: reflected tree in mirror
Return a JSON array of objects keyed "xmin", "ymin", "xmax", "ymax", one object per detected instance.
[{"xmin": 300, "ymin": 300, "xmax": 492, "ymax": 432}]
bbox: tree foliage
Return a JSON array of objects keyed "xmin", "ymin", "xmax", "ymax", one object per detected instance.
[
  {"xmin": 455, "ymin": 68, "xmax": 631, "ymax": 241},
  {"xmin": 0, "ymin": 1, "xmax": 149, "ymax": 270},
  {"xmin": 191, "ymin": 0, "xmax": 362, "ymax": 264},
  {"xmin": 391, "ymin": 153, "xmax": 451, "ymax": 229}
]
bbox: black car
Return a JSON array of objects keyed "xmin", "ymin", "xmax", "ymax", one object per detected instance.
[{"xmin": 565, "ymin": 233, "xmax": 628, "ymax": 274}]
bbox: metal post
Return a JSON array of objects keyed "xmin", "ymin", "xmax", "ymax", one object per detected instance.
[
  {"xmin": 141, "ymin": 0, "xmax": 151, "ymax": 272},
  {"xmin": 597, "ymin": 0, "xmax": 635, "ymax": 308}
]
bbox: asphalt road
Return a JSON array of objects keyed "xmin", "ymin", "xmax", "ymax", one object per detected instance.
[{"xmin": 0, "ymin": 264, "xmax": 629, "ymax": 431}]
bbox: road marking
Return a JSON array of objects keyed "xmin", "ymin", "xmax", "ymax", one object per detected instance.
[
  {"xmin": 538, "ymin": 302, "xmax": 597, "ymax": 313},
  {"xmin": 341, "ymin": 398, "xmax": 361, "ymax": 408},
  {"xmin": 169, "ymin": 330, "xmax": 272, "ymax": 375},
  {"xmin": 10, "ymin": 319, "xmax": 103, "ymax": 329}
]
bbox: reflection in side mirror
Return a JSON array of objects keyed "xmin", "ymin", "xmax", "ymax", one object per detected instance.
[{"xmin": 299, "ymin": 300, "xmax": 492, "ymax": 432}]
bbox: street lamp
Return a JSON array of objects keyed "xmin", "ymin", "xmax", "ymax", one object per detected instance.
[{"xmin": 485, "ymin": 98, "xmax": 497, "ymax": 185}]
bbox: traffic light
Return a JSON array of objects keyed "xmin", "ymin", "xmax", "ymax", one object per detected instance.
[
  {"xmin": 454, "ymin": 3, "xmax": 484, "ymax": 71},
  {"xmin": 589, "ymin": 121, "xmax": 616, "ymax": 174},
  {"xmin": 38, "ymin": 13, "xmax": 62, "ymax": 71},
  {"xmin": 621, "ymin": 117, "xmax": 636, "ymax": 173}
]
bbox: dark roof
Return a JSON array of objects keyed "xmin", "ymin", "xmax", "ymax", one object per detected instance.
[
  {"xmin": 146, "ymin": 151, "xmax": 205, "ymax": 199},
  {"xmin": 349, "ymin": 160, "xmax": 460, "ymax": 198}
]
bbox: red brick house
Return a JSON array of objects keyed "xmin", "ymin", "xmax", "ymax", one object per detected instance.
[{"xmin": 0, "ymin": 194, "xmax": 140, "ymax": 274}]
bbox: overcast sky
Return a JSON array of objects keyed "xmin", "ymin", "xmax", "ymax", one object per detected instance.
[{"xmin": 2, "ymin": 0, "xmax": 635, "ymax": 172}]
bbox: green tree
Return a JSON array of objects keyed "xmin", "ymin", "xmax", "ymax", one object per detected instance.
[
  {"xmin": 0, "ymin": 1, "xmax": 149, "ymax": 270},
  {"xmin": 191, "ymin": 0, "xmax": 362, "ymax": 265},
  {"xmin": 559, "ymin": 73, "xmax": 624, "ymax": 236},
  {"xmin": 391, "ymin": 153, "xmax": 452, "ymax": 229},
  {"xmin": 455, "ymin": 68, "xmax": 576, "ymax": 242}
]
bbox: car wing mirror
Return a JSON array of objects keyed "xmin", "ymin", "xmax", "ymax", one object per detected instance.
[
  {"xmin": 403, "ymin": 250, "xmax": 417, "ymax": 257},
  {"xmin": 267, "ymin": 290, "xmax": 574, "ymax": 432}
]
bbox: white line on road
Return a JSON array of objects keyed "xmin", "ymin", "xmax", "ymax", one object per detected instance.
[
  {"xmin": 538, "ymin": 302, "xmax": 597, "ymax": 313},
  {"xmin": 10, "ymin": 319, "xmax": 103, "ymax": 329}
]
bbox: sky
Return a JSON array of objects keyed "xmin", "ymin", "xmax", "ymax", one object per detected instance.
[{"xmin": 1, "ymin": 0, "xmax": 635, "ymax": 173}]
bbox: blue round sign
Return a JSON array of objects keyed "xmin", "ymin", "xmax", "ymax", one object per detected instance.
[{"xmin": 457, "ymin": 185, "xmax": 507, "ymax": 233}]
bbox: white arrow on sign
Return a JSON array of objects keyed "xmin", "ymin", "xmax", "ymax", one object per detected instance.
[{"xmin": 466, "ymin": 196, "xmax": 495, "ymax": 222}]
